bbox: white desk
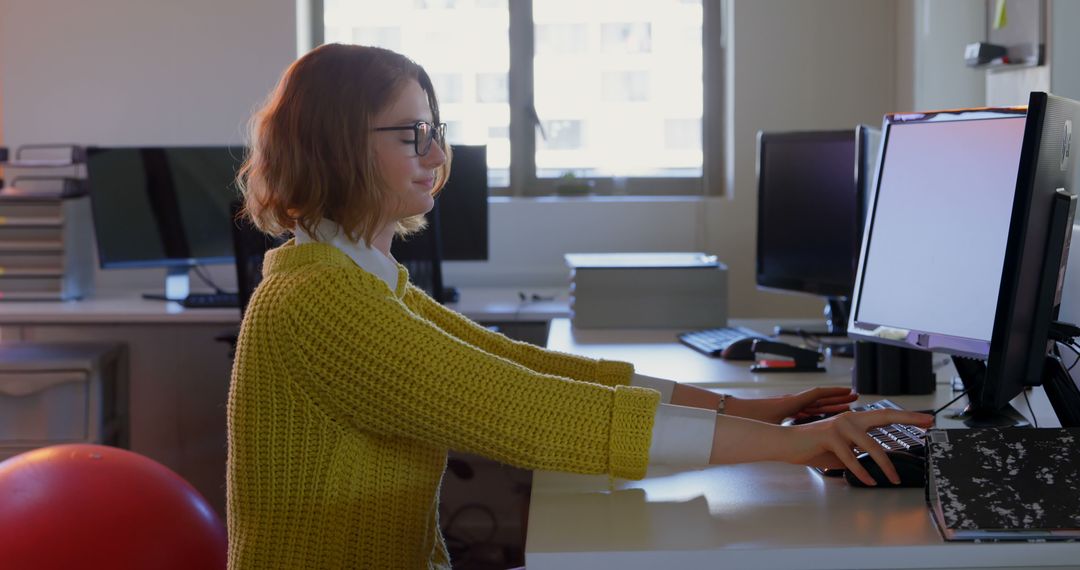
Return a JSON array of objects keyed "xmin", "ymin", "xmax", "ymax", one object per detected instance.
[
  {"xmin": 0, "ymin": 287, "xmax": 569, "ymax": 326},
  {"xmin": 527, "ymin": 319, "xmax": 1077, "ymax": 569},
  {"xmin": 546, "ymin": 317, "xmax": 861, "ymax": 387},
  {"xmin": 0, "ymin": 288, "xmax": 569, "ymax": 518}
]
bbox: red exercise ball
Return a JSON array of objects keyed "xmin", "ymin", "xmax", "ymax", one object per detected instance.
[{"xmin": 0, "ymin": 444, "xmax": 226, "ymax": 570}]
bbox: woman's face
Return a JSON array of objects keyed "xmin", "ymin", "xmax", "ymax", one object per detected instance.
[{"xmin": 372, "ymin": 79, "xmax": 447, "ymax": 222}]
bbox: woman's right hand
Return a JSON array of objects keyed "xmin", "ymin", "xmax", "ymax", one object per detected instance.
[
  {"xmin": 708, "ymin": 409, "xmax": 934, "ymax": 486},
  {"xmin": 777, "ymin": 410, "xmax": 935, "ymax": 486}
]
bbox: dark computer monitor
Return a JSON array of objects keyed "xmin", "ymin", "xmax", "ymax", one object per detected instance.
[
  {"xmin": 756, "ymin": 126, "xmax": 879, "ymax": 335},
  {"xmin": 87, "ymin": 146, "xmax": 243, "ymax": 298},
  {"xmin": 390, "ymin": 145, "xmax": 487, "ymax": 303},
  {"xmin": 438, "ymin": 145, "xmax": 488, "ymax": 261},
  {"xmin": 987, "ymin": 92, "xmax": 1079, "ymax": 424},
  {"xmin": 848, "ymin": 95, "xmax": 1080, "ymax": 427}
]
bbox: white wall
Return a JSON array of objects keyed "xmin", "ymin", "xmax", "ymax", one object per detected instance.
[
  {"xmin": 0, "ymin": 0, "xmax": 294, "ymax": 146},
  {"xmin": 1, "ymin": 0, "xmax": 904, "ymax": 318},
  {"xmin": 442, "ymin": 197, "xmax": 703, "ymax": 288},
  {"xmin": 700, "ymin": 0, "xmax": 899, "ymax": 317},
  {"xmin": 0, "ymin": 0, "xmax": 296, "ymax": 293},
  {"xmin": 907, "ymin": 0, "xmax": 986, "ymax": 110},
  {"xmin": 454, "ymin": 1, "xmax": 903, "ymax": 318},
  {"xmin": 1051, "ymin": 0, "xmax": 1080, "ymax": 101}
]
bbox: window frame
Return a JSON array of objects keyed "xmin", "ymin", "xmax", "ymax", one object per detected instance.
[{"xmin": 309, "ymin": 0, "xmax": 725, "ymax": 198}]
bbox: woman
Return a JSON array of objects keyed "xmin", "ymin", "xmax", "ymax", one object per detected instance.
[{"xmin": 228, "ymin": 43, "xmax": 933, "ymax": 569}]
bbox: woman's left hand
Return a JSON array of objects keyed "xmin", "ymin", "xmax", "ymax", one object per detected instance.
[{"xmin": 724, "ymin": 387, "xmax": 857, "ymax": 424}]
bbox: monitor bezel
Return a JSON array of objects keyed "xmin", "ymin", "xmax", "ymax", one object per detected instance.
[
  {"xmin": 846, "ymin": 106, "xmax": 1029, "ymax": 359},
  {"xmin": 86, "ymin": 145, "xmax": 243, "ymax": 270},
  {"xmin": 984, "ymin": 93, "xmax": 1079, "ymax": 409},
  {"xmin": 754, "ymin": 128, "xmax": 862, "ymax": 299},
  {"xmin": 437, "ymin": 144, "xmax": 489, "ymax": 262}
]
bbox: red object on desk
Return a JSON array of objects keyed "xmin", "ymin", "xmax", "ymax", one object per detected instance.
[{"xmin": 757, "ymin": 359, "xmax": 796, "ymax": 368}]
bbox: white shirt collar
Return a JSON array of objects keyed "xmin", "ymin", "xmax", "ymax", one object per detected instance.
[{"xmin": 294, "ymin": 220, "xmax": 401, "ymax": 292}]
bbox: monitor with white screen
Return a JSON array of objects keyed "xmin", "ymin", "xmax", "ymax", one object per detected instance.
[
  {"xmin": 850, "ymin": 110, "xmax": 1028, "ymax": 358},
  {"xmin": 850, "ymin": 95, "xmax": 1080, "ymax": 428}
]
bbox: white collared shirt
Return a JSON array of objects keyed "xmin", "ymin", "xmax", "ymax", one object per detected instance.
[
  {"xmin": 294, "ymin": 220, "xmax": 401, "ymax": 292},
  {"xmin": 294, "ymin": 219, "xmax": 714, "ymax": 466}
]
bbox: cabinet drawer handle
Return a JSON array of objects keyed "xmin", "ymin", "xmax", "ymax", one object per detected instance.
[{"xmin": 0, "ymin": 372, "xmax": 86, "ymax": 397}]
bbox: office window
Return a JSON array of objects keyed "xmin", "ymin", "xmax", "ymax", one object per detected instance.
[
  {"xmin": 430, "ymin": 73, "xmax": 465, "ymax": 104},
  {"xmin": 322, "ymin": 0, "xmax": 709, "ymax": 195},
  {"xmin": 476, "ymin": 73, "xmax": 509, "ymax": 103},
  {"xmin": 539, "ymin": 120, "xmax": 583, "ymax": 151},
  {"xmin": 600, "ymin": 22, "xmax": 652, "ymax": 54}
]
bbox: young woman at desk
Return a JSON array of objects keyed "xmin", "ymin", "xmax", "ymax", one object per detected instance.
[{"xmin": 227, "ymin": 43, "xmax": 934, "ymax": 569}]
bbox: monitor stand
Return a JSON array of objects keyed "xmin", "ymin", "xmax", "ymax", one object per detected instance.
[
  {"xmin": 141, "ymin": 266, "xmax": 190, "ymax": 302},
  {"xmin": 947, "ymin": 356, "xmax": 1031, "ymax": 428},
  {"xmin": 775, "ymin": 297, "xmax": 850, "ymax": 336},
  {"xmin": 440, "ymin": 285, "xmax": 460, "ymax": 304},
  {"xmin": 775, "ymin": 297, "xmax": 854, "ymax": 356}
]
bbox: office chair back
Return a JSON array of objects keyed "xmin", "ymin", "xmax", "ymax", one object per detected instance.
[
  {"xmin": 391, "ymin": 202, "xmax": 447, "ymax": 304},
  {"xmin": 230, "ymin": 201, "xmax": 286, "ymax": 318},
  {"xmin": 229, "ymin": 200, "xmax": 447, "ymax": 314}
]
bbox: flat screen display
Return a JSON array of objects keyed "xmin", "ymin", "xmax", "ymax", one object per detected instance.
[
  {"xmin": 852, "ymin": 115, "xmax": 1027, "ymax": 353},
  {"xmin": 438, "ymin": 145, "xmax": 488, "ymax": 261},
  {"xmin": 757, "ymin": 130, "xmax": 858, "ymax": 297},
  {"xmin": 87, "ymin": 146, "xmax": 242, "ymax": 268}
]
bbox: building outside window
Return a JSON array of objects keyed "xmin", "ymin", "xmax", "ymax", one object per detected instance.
[{"xmin": 323, "ymin": 0, "xmax": 710, "ymax": 196}]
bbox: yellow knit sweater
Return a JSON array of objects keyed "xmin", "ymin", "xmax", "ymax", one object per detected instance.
[{"xmin": 226, "ymin": 240, "xmax": 660, "ymax": 569}]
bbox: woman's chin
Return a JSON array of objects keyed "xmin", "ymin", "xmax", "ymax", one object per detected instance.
[{"xmin": 404, "ymin": 197, "xmax": 435, "ymax": 218}]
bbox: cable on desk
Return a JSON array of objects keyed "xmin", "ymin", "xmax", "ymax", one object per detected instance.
[
  {"xmin": 192, "ymin": 264, "xmax": 228, "ymax": 294},
  {"xmin": 791, "ymin": 329, "xmax": 822, "ymax": 350},
  {"xmin": 514, "ymin": 291, "xmax": 559, "ymax": 322},
  {"xmin": 1059, "ymin": 342, "xmax": 1080, "ymax": 372},
  {"xmin": 442, "ymin": 502, "xmax": 498, "ymax": 563},
  {"xmin": 1023, "ymin": 389, "xmax": 1038, "ymax": 429},
  {"xmin": 931, "ymin": 390, "xmax": 969, "ymax": 417}
]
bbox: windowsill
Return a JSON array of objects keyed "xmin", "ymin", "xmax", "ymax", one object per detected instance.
[{"xmin": 488, "ymin": 195, "xmax": 714, "ymax": 204}]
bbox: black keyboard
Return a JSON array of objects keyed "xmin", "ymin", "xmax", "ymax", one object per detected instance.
[
  {"xmin": 677, "ymin": 326, "xmax": 768, "ymax": 359},
  {"xmin": 852, "ymin": 399, "xmax": 927, "ymax": 455},
  {"xmin": 798, "ymin": 399, "xmax": 927, "ymax": 480},
  {"xmin": 181, "ymin": 292, "xmax": 240, "ymax": 308}
]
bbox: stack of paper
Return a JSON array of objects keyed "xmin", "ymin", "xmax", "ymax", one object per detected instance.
[{"xmin": 564, "ymin": 252, "xmax": 728, "ymax": 329}]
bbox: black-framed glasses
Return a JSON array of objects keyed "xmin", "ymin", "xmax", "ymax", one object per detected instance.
[{"xmin": 374, "ymin": 121, "xmax": 447, "ymax": 156}]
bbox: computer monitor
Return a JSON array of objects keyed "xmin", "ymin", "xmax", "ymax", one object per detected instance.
[
  {"xmin": 849, "ymin": 94, "xmax": 1080, "ymax": 427},
  {"xmin": 438, "ymin": 145, "xmax": 488, "ymax": 261},
  {"xmin": 756, "ymin": 126, "xmax": 879, "ymax": 335},
  {"xmin": 988, "ymin": 93, "xmax": 1079, "ymax": 424},
  {"xmin": 86, "ymin": 146, "xmax": 243, "ymax": 299}
]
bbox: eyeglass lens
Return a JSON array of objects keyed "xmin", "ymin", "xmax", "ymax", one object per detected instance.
[{"xmin": 417, "ymin": 122, "xmax": 446, "ymax": 156}]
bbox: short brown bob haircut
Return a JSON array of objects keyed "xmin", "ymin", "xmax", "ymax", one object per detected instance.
[{"xmin": 238, "ymin": 43, "xmax": 452, "ymax": 245}]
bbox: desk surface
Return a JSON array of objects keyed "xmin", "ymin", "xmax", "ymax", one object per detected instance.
[
  {"xmin": 528, "ymin": 320, "xmax": 1076, "ymax": 569},
  {"xmin": 0, "ymin": 287, "xmax": 571, "ymax": 326},
  {"xmin": 546, "ymin": 317, "xmax": 859, "ymax": 387}
]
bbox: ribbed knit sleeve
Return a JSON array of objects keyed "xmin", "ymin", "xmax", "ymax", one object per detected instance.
[
  {"xmin": 403, "ymin": 283, "xmax": 634, "ymax": 387},
  {"xmin": 286, "ymin": 269, "xmax": 659, "ymax": 479}
]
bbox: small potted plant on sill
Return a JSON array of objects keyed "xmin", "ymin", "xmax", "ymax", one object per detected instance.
[{"xmin": 555, "ymin": 171, "xmax": 595, "ymax": 196}]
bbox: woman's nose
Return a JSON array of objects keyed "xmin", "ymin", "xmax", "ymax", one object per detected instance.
[{"xmin": 423, "ymin": 141, "xmax": 447, "ymax": 167}]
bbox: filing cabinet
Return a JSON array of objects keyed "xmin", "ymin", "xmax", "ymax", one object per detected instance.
[{"xmin": 0, "ymin": 342, "xmax": 127, "ymax": 460}]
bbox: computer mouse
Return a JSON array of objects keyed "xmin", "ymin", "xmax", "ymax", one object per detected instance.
[
  {"xmin": 844, "ymin": 450, "xmax": 925, "ymax": 488},
  {"xmin": 721, "ymin": 337, "xmax": 758, "ymax": 360}
]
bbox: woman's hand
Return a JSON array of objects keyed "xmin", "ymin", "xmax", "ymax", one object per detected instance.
[
  {"xmin": 724, "ymin": 387, "xmax": 858, "ymax": 424},
  {"xmin": 772, "ymin": 409, "xmax": 935, "ymax": 485},
  {"xmin": 709, "ymin": 409, "xmax": 934, "ymax": 485}
]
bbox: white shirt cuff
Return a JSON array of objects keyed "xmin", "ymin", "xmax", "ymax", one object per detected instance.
[
  {"xmin": 631, "ymin": 373, "xmax": 676, "ymax": 403},
  {"xmin": 647, "ymin": 403, "xmax": 716, "ymax": 466}
]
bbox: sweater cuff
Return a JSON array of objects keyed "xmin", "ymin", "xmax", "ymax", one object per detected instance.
[
  {"xmin": 596, "ymin": 359, "xmax": 635, "ymax": 387},
  {"xmin": 608, "ymin": 385, "xmax": 661, "ymax": 480}
]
